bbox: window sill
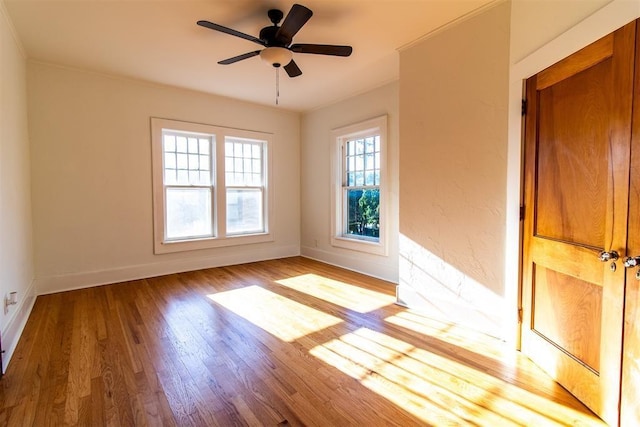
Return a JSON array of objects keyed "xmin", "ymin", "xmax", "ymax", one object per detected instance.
[
  {"xmin": 154, "ymin": 232, "xmax": 273, "ymax": 254},
  {"xmin": 331, "ymin": 235, "xmax": 387, "ymax": 256}
]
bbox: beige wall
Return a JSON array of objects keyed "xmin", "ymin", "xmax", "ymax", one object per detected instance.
[
  {"xmin": 0, "ymin": 2, "xmax": 35, "ymax": 371},
  {"xmin": 28, "ymin": 62, "xmax": 301, "ymax": 294},
  {"xmin": 300, "ymin": 82, "xmax": 399, "ymax": 282},
  {"xmin": 510, "ymin": 0, "xmax": 613, "ymax": 63},
  {"xmin": 398, "ymin": 2, "xmax": 511, "ymax": 339}
]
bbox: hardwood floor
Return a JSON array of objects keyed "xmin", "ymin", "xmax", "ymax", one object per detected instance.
[{"xmin": 0, "ymin": 257, "xmax": 604, "ymax": 426}]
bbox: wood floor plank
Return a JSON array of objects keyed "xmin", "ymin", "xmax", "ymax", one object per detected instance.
[{"xmin": 0, "ymin": 257, "xmax": 605, "ymax": 426}]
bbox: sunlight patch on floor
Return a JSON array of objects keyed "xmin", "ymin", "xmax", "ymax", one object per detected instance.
[
  {"xmin": 310, "ymin": 327, "xmax": 604, "ymax": 426},
  {"xmin": 275, "ymin": 273, "xmax": 395, "ymax": 313},
  {"xmin": 208, "ymin": 285, "xmax": 342, "ymax": 341},
  {"xmin": 385, "ymin": 310, "xmax": 516, "ymax": 362}
]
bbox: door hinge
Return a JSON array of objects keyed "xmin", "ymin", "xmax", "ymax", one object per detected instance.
[
  {"xmin": 521, "ymin": 99, "xmax": 527, "ymax": 116},
  {"xmin": 519, "ymin": 205, "xmax": 525, "ymax": 221},
  {"xmin": 518, "ymin": 308, "xmax": 523, "ymax": 324}
]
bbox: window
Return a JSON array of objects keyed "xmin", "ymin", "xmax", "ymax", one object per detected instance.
[
  {"xmin": 331, "ymin": 115, "xmax": 387, "ymax": 255},
  {"xmin": 151, "ymin": 118, "xmax": 272, "ymax": 254}
]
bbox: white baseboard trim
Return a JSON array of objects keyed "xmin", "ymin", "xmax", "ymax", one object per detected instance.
[
  {"xmin": 2, "ymin": 279, "xmax": 37, "ymax": 374},
  {"xmin": 300, "ymin": 245, "xmax": 398, "ymax": 285},
  {"xmin": 35, "ymin": 245, "xmax": 300, "ymax": 295}
]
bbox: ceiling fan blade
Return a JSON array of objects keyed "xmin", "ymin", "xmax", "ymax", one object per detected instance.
[
  {"xmin": 276, "ymin": 4, "xmax": 312, "ymax": 45},
  {"xmin": 290, "ymin": 44, "xmax": 353, "ymax": 57},
  {"xmin": 218, "ymin": 50, "xmax": 262, "ymax": 65},
  {"xmin": 197, "ymin": 20, "xmax": 265, "ymax": 46},
  {"xmin": 284, "ymin": 60, "xmax": 302, "ymax": 78}
]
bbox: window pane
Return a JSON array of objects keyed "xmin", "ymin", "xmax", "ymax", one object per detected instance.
[
  {"xmin": 188, "ymin": 137, "xmax": 198, "ymax": 153},
  {"xmin": 189, "ymin": 154, "xmax": 199, "ymax": 169},
  {"xmin": 165, "ymin": 169, "xmax": 177, "ymax": 185},
  {"xmin": 200, "ymin": 171, "xmax": 211, "ymax": 185},
  {"xmin": 345, "ymin": 188, "xmax": 379, "ymax": 239},
  {"xmin": 176, "ymin": 136, "xmax": 187, "ymax": 153},
  {"xmin": 366, "ymin": 137, "xmax": 375, "ymax": 153},
  {"xmin": 166, "ymin": 187, "xmax": 212, "ymax": 239},
  {"xmin": 199, "ymin": 139, "xmax": 210, "ymax": 154},
  {"xmin": 347, "ymin": 172, "xmax": 355, "ymax": 186},
  {"xmin": 365, "ymin": 171, "xmax": 375, "ymax": 186},
  {"xmin": 177, "ymin": 153, "xmax": 188, "ymax": 169},
  {"xmin": 226, "ymin": 189, "xmax": 264, "ymax": 234},
  {"xmin": 177, "ymin": 169, "xmax": 189, "ymax": 184},
  {"xmin": 164, "ymin": 152, "xmax": 176, "ymax": 169},
  {"xmin": 164, "ymin": 135, "xmax": 176, "ymax": 152},
  {"xmin": 200, "ymin": 155, "xmax": 209, "ymax": 170},
  {"xmin": 189, "ymin": 170, "xmax": 199, "ymax": 185},
  {"xmin": 365, "ymin": 153, "xmax": 374, "ymax": 170}
]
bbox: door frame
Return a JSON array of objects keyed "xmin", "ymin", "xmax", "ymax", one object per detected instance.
[{"xmin": 506, "ymin": 1, "xmax": 640, "ymax": 348}]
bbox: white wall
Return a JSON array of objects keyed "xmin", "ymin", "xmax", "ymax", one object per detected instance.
[
  {"xmin": 28, "ymin": 62, "xmax": 301, "ymax": 294},
  {"xmin": 300, "ymin": 82, "xmax": 399, "ymax": 283},
  {"xmin": 0, "ymin": 1, "xmax": 35, "ymax": 371},
  {"xmin": 397, "ymin": 2, "xmax": 511, "ymax": 340}
]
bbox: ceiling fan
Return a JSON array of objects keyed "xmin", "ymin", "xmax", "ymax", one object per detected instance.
[{"xmin": 197, "ymin": 3, "xmax": 353, "ymax": 78}]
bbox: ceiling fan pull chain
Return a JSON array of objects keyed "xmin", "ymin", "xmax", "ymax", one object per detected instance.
[{"xmin": 276, "ymin": 67, "xmax": 280, "ymax": 105}]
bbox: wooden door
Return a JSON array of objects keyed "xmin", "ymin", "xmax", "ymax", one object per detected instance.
[
  {"xmin": 622, "ymin": 25, "xmax": 640, "ymax": 426},
  {"xmin": 522, "ymin": 22, "xmax": 636, "ymax": 425}
]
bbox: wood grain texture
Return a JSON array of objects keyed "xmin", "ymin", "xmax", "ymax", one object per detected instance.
[
  {"xmin": 537, "ymin": 33, "xmax": 613, "ymax": 90},
  {"xmin": 522, "ymin": 21, "xmax": 636, "ymax": 427},
  {"xmin": 533, "ymin": 266, "xmax": 602, "ymax": 371},
  {"xmin": 536, "ymin": 56, "xmax": 611, "ymax": 248},
  {"xmin": 0, "ymin": 257, "xmax": 603, "ymax": 426},
  {"xmin": 621, "ymin": 19, "xmax": 640, "ymax": 427}
]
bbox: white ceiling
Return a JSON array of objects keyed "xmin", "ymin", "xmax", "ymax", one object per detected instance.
[{"xmin": 5, "ymin": 0, "xmax": 495, "ymax": 111}]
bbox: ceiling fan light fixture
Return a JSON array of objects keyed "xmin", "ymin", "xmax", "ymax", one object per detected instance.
[{"xmin": 260, "ymin": 47, "xmax": 292, "ymax": 68}]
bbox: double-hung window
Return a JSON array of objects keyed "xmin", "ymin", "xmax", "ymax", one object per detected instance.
[
  {"xmin": 331, "ymin": 115, "xmax": 387, "ymax": 255},
  {"xmin": 151, "ymin": 118, "xmax": 272, "ymax": 254}
]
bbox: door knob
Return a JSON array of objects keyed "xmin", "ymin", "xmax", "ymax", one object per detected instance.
[
  {"xmin": 624, "ymin": 256, "xmax": 640, "ymax": 268},
  {"xmin": 599, "ymin": 250, "xmax": 620, "ymax": 262}
]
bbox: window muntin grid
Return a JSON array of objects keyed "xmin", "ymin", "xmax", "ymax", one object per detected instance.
[
  {"xmin": 344, "ymin": 136, "xmax": 380, "ymax": 188},
  {"xmin": 162, "ymin": 130, "xmax": 214, "ymax": 241},
  {"xmin": 224, "ymin": 137, "xmax": 266, "ymax": 235},
  {"xmin": 163, "ymin": 132, "xmax": 212, "ymax": 186},
  {"xmin": 225, "ymin": 138, "xmax": 263, "ymax": 187},
  {"xmin": 342, "ymin": 134, "xmax": 381, "ymax": 241}
]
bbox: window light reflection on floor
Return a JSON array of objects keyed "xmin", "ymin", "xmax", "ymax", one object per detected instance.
[
  {"xmin": 275, "ymin": 273, "xmax": 395, "ymax": 313},
  {"xmin": 207, "ymin": 285, "xmax": 342, "ymax": 342},
  {"xmin": 310, "ymin": 327, "xmax": 603, "ymax": 426}
]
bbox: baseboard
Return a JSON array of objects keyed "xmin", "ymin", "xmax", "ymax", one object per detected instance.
[
  {"xmin": 35, "ymin": 245, "xmax": 300, "ymax": 295},
  {"xmin": 1, "ymin": 279, "xmax": 36, "ymax": 374},
  {"xmin": 300, "ymin": 245, "xmax": 398, "ymax": 284}
]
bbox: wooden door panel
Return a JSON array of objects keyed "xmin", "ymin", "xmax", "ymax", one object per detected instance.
[
  {"xmin": 522, "ymin": 21, "xmax": 636, "ymax": 426},
  {"xmin": 530, "ymin": 235, "xmax": 603, "ymax": 285},
  {"xmin": 621, "ymin": 18, "xmax": 640, "ymax": 426},
  {"xmin": 536, "ymin": 33, "xmax": 613, "ymax": 90},
  {"xmin": 532, "ymin": 265, "xmax": 602, "ymax": 372},
  {"xmin": 536, "ymin": 59, "xmax": 612, "ymax": 248}
]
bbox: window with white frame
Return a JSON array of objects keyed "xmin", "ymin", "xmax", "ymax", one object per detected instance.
[
  {"xmin": 331, "ymin": 115, "xmax": 387, "ymax": 255},
  {"xmin": 225, "ymin": 137, "xmax": 265, "ymax": 235},
  {"xmin": 151, "ymin": 118, "xmax": 272, "ymax": 254}
]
